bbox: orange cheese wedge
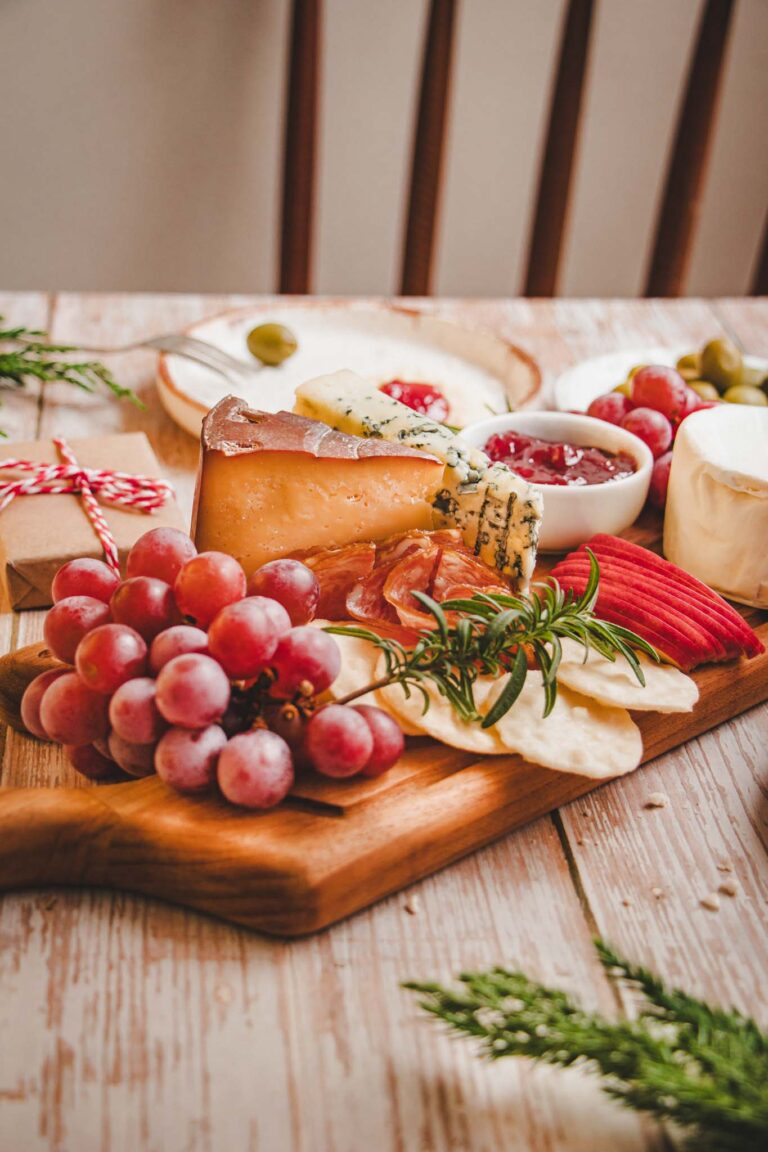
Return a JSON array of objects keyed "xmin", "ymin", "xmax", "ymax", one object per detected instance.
[{"xmin": 191, "ymin": 396, "xmax": 444, "ymax": 575}]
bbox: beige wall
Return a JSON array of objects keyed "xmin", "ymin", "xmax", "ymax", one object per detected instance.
[{"xmin": 1, "ymin": 0, "xmax": 766, "ymax": 298}]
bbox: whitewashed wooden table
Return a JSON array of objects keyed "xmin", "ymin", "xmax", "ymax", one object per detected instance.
[{"xmin": 0, "ymin": 292, "xmax": 765, "ymax": 1152}]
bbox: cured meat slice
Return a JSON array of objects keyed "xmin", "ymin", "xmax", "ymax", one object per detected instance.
[
  {"xmin": 374, "ymin": 528, "xmax": 462, "ymax": 568},
  {"xmin": 346, "ymin": 563, "xmax": 402, "ymax": 627},
  {"xmin": 383, "ymin": 547, "xmax": 442, "ymax": 629},
  {"xmin": 432, "ymin": 548, "xmax": 509, "ymax": 603},
  {"xmin": 302, "ymin": 542, "xmax": 376, "ymax": 619}
]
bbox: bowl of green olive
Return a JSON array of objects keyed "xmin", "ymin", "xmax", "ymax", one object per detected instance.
[{"xmin": 553, "ymin": 341, "xmax": 767, "ymax": 414}]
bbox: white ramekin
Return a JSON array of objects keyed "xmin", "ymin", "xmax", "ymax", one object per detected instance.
[{"xmin": 462, "ymin": 411, "xmax": 653, "ymax": 552}]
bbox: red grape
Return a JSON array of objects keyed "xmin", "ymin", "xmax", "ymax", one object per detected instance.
[
  {"xmin": 676, "ymin": 391, "xmax": 719, "ymax": 428},
  {"xmin": 127, "ymin": 527, "xmax": 197, "ymax": 584},
  {"xmin": 217, "ymin": 730, "xmax": 294, "ymax": 809},
  {"xmin": 107, "ymin": 731, "xmax": 157, "ymax": 777},
  {"xmin": 586, "ymin": 392, "xmax": 633, "ymax": 425},
  {"xmin": 305, "ymin": 704, "xmax": 374, "ymax": 778},
  {"xmin": 149, "ymin": 624, "xmax": 209, "ymax": 674},
  {"xmin": 269, "ymin": 627, "xmax": 341, "ymax": 699},
  {"xmin": 44, "ymin": 596, "xmax": 111, "ymax": 663},
  {"xmin": 352, "ymin": 704, "xmax": 405, "ymax": 777},
  {"xmin": 155, "ymin": 653, "xmax": 230, "ymax": 728},
  {"xmin": 174, "ymin": 552, "xmax": 246, "ymax": 628},
  {"xmin": 52, "ymin": 558, "xmax": 119, "ymax": 604},
  {"xmin": 109, "ymin": 676, "xmax": 167, "ymax": 743},
  {"xmin": 75, "ymin": 623, "xmax": 148, "ymax": 694},
  {"xmin": 247, "ymin": 560, "xmax": 320, "ymax": 626},
  {"xmin": 648, "ymin": 451, "xmax": 673, "ymax": 509},
  {"xmin": 39, "ymin": 672, "xmax": 110, "ymax": 745},
  {"xmin": 621, "ymin": 407, "xmax": 673, "ymax": 459},
  {"xmin": 20, "ymin": 668, "xmax": 69, "ymax": 739},
  {"xmin": 110, "ymin": 576, "xmax": 178, "ymax": 641},
  {"xmin": 155, "ymin": 724, "xmax": 226, "ymax": 793},
  {"xmin": 66, "ymin": 743, "xmax": 118, "ymax": 781},
  {"xmin": 208, "ymin": 596, "xmax": 291, "ymax": 679},
  {"xmin": 630, "ymin": 366, "xmax": 689, "ymax": 421}
]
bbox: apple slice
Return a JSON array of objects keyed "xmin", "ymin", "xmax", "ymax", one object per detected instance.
[
  {"xmin": 549, "ymin": 574, "xmax": 721, "ymax": 670},
  {"xmin": 551, "ymin": 556, "xmax": 748, "ymax": 657},
  {"xmin": 582, "ymin": 539, "xmax": 764, "ymax": 658}
]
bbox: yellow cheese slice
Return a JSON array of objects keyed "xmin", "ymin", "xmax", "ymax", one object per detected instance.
[{"xmin": 192, "ymin": 397, "xmax": 444, "ymax": 575}]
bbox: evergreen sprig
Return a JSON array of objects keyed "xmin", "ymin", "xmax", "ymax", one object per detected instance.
[
  {"xmin": 0, "ymin": 318, "xmax": 140, "ymax": 426},
  {"xmin": 328, "ymin": 552, "xmax": 658, "ymax": 722},
  {"xmin": 404, "ymin": 941, "xmax": 768, "ymax": 1151}
]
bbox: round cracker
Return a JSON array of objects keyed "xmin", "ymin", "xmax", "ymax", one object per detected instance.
[
  {"xmin": 486, "ymin": 671, "xmax": 642, "ymax": 778},
  {"xmin": 555, "ymin": 638, "xmax": 698, "ymax": 713},
  {"xmin": 376, "ymin": 653, "xmax": 506, "ymax": 752}
]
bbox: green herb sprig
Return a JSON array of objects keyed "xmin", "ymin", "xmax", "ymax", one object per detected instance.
[
  {"xmin": 0, "ymin": 318, "xmax": 140, "ymax": 426},
  {"xmin": 404, "ymin": 941, "xmax": 768, "ymax": 1152},
  {"xmin": 328, "ymin": 552, "xmax": 657, "ymax": 724}
]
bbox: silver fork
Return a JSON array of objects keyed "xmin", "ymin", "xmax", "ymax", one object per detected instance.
[{"xmin": 72, "ymin": 333, "xmax": 263, "ymax": 386}]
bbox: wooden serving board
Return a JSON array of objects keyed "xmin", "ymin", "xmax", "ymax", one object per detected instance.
[{"xmin": 0, "ymin": 521, "xmax": 766, "ymax": 936}]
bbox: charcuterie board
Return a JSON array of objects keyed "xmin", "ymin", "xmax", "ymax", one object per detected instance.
[{"xmin": 1, "ymin": 516, "xmax": 765, "ymax": 937}]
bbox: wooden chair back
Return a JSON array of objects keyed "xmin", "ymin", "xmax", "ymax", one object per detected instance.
[{"xmin": 279, "ymin": 0, "xmax": 763, "ymax": 298}]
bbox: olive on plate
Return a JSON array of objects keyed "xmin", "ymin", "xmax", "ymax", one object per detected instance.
[
  {"xmin": 722, "ymin": 384, "xmax": 767, "ymax": 406},
  {"xmin": 699, "ymin": 338, "xmax": 743, "ymax": 393},
  {"xmin": 246, "ymin": 323, "xmax": 298, "ymax": 367}
]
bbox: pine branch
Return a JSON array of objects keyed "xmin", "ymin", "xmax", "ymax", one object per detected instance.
[
  {"xmin": 328, "ymin": 552, "xmax": 659, "ymax": 723},
  {"xmin": 0, "ymin": 318, "xmax": 141, "ymax": 423},
  {"xmin": 404, "ymin": 941, "xmax": 768, "ymax": 1151}
]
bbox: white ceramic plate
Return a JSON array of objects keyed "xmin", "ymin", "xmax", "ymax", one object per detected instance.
[
  {"xmin": 553, "ymin": 347, "xmax": 768, "ymax": 412},
  {"xmin": 157, "ymin": 301, "xmax": 541, "ymax": 436}
]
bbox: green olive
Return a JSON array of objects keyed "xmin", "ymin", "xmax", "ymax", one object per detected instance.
[
  {"xmin": 699, "ymin": 338, "xmax": 743, "ymax": 392},
  {"xmin": 688, "ymin": 380, "xmax": 720, "ymax": 401},
  {"xmin": 739, "ymin": 363, "xmax": 768, "ymax": 391},
  {"xmin": 246, "ymin": 322, "xmax": 298, "ymax": 367},
  {"xmin": 613, "ymin": 381, "xmax": 632, "ymax": 397},
  {"xmin": 675, "ymin": 352, "xmax": 701, "ymax": 382},
  {"xmin": 722, "ymin": 383, "xmax": 767, "ymax": 406}
]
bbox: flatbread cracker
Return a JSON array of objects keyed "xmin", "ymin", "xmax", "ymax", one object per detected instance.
[
  {"xmin": 486, "ymin": 671, "xmax": 643, "ymax": 778},
  {"xmin": 377, "ymin": 654, "xmax": 506, "ymax": 752},
  {"xmin": 555, "ymin": 638, "xmax": 698, "ymax": 712}
]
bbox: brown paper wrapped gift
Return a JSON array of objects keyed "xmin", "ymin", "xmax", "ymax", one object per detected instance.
[{"xmin": 0, "ymin": 433, "xmax": 187, "ymax": 609}]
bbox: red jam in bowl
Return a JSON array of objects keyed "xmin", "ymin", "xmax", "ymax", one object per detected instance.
[
  {"xmin": 380, "ymin": 380, "xmax": 450, "ymax": 422},
  {"xmin": 484, "ymin": 431, "xmax": 637, "ymax": 487}
]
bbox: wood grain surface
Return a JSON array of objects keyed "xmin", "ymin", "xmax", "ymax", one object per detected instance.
[{"xmin": 0, "ymin": 293, "xmax": 766, "ymax": 1152}]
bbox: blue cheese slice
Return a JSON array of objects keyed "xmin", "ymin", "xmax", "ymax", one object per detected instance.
[{"xmin": 294, "ymin": 371, "xmax": 542, "ymax": 587}]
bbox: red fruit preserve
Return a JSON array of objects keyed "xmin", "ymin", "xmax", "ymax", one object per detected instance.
[
  {"xmin": 484, "ymin": 431, "xmax": 637, "ymax": 487},
  {"xmin": 379, "ymin": 380, "xmax": 450, "ymax": 422}
]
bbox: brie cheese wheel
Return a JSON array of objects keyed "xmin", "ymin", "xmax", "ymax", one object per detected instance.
[
  {"xmin": 192, "ymin": 396, "xmax": 444, "ymax": 575},
  {"xmin": 664, "ymin": 406, "xmax": 768, "ymax": 607}
]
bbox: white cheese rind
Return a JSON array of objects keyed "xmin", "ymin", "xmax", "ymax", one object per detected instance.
[
  {"xmin": 294, "ymin": 371, "xmax": 543, "ymax": 587},
  {"xmin": 663, "ymin": 406, "xmax": 768, "ymax": 608}
]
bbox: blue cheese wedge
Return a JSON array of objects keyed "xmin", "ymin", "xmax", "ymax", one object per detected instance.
[{"xmin": 294, "ymin": 371, "xmax": 542, "ymax": 587}]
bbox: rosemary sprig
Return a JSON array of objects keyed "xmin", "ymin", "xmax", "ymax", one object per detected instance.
[
  {"xmin": 404, "ymin": 940, "xmax": 768, "ymax": 1151},
  {"xmin": 327, "ymin": 552, "xmax": 658, "ymax": 724},
  {"xmin": 0, "ymin": 318, "xmax": 141, "ymax": 426}
]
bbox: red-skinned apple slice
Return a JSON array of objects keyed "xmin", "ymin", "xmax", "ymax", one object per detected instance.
[
  {"xmin": 548, "ymin": 575, "xmax": 722, "ymax": 669},
  {"xmin": 551, "ymin": 556, "xmax": 751, "ymax": 657},
  {"xmin": 574, "ymin": 537, "xmax": 764, "ymax": 657}
]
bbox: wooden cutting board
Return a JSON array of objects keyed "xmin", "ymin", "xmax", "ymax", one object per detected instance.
[{"xmin": 1, "ymin": 519, "xmax": 766, "ymax": 936}]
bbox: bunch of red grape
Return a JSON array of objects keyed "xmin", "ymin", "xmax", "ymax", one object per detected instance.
[
  {"xmin": 586, "ymin": 366, "xmax": 717, "ymax": 509},
  {"xmin": 20, "ymin": 528, "xmax": 404, "ymax": 808}
]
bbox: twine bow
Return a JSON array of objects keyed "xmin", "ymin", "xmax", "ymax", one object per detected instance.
[{"xmin": 0, "ymin": 437, "xmax": 175, "ymax": 573}]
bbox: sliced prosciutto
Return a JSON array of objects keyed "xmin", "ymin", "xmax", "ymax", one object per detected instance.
[
  {"xmin": 300, "ymin": 542, "xmax": 376, "ymax": 619},
  {"xmin": 304, "ymin": 529, "xmax": 513, "ymax": 640}
]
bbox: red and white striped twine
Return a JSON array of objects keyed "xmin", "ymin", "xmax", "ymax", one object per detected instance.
[{"xmin": 0, "ymin": 437, "xmax": 175, "ymax": 574}]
